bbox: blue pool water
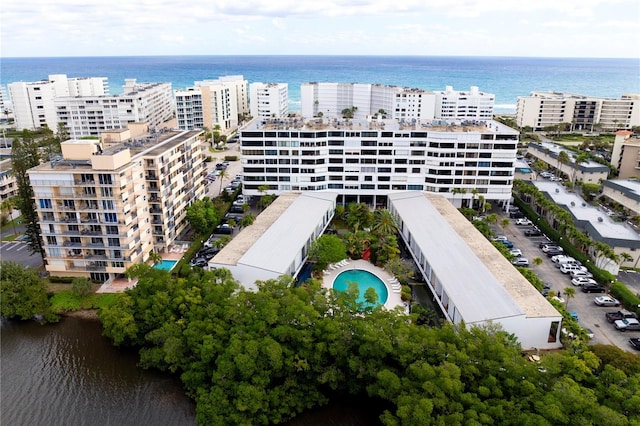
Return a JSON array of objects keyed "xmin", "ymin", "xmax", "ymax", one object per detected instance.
[
  {"xmin": 332, "ymin": 269, "xmax": 389, "ymax": 306},
  {"xmin": 153, "ymin": 259, "xmax": 178, "ymax": 271}
]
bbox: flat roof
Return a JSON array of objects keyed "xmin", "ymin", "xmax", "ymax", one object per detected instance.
[
  {"xmin": 603, "ymin": 179, "xmax": 640, "ymax": 203},
  {"xmin": 212, "ymin": 192, "xmax": 336, "ymax": 275},
  {"xmin": 389, "ymin": 193, "xmax": 523, "ymax": 324},
  {"xmin": 529, "ymin": 142, "xmax": 609, "ymax": 172},
  {"xmin": 242, "ymin": 117, "xmax": 519, "ymax": 135},
  {"xmin": 533, "ymin": 181, "xmax": 640, "ymax": 246},
  {"xmin": 388, "ymin": 192, "xmax": 559, "ymax": 322}
]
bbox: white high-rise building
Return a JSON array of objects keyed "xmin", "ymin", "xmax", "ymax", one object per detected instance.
[
  {"xmin": 516, "ymin": 91, "xmax": 640, "ymax": 131},
  {"xmin": 54, "ymin": 80, "xmax": 174, "ymax": 138},
  {"xmin": 239, "ymin": 117, "xmax": 518, "ymax": 208},
  {"xmin": 249, "ymin": 83, "xmax": 289, "ymax": 119},
  {"xmin": 8, "ymin": 74, "xmax": 108, "ymax": 131},
  {"xmin": 175, "ymin": 76, "xmax": 249, "ymax": 132},
  {"xmin": 434, "ymin": 86, "xmax": 495, "ymax": 121}
]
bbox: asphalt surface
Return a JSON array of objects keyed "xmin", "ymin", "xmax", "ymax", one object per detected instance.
[{"xmin": 491, "ymin": 210, "xmax": 639, "ymax": 353}]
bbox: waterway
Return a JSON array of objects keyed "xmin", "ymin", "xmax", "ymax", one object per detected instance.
[
  {"xmin": 1, "ymin": 317, "xmax": 196, "ymax": 426},
  {"xmin": 1, "ymin": 316, "xmax": 382, "ymax": 426}
]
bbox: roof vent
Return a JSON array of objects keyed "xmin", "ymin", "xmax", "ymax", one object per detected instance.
[
  {"xmin": 597, "ymin": 217, "xmax": 603, "ymax": 222},
  {"xmin": 571, "ymin": 201, "xmax": 575, "ymax": 206}
]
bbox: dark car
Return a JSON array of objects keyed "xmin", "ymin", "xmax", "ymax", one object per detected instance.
[
  {"xmin": 630, "ymin": 338, "xmax": 640, "ymax": 351},
  {"xmin": 229, "ymin": 205, "xmax": 245, "ymax": 214},
  {"xmin": 581, "ymin": 283, "xmax": 606, "ymax": 293},
  {"xmin": 509, "ymin": 211, "xmax": 524, "ymax": 219},
  {"xmin": 213, "ymin": 224, "xmax": 233, "ymax": 235},
  {"xmin": 546, "ymin": 249, "xmax": 564, "ymax": 257},
  {"xmin": 606, "ymin": 310, "xmax": 638, "ymax": 323},
  {"xmin": 224, "ymin": 213, "xmax": 243, "ymax": 222},
  {"xmin": 538, "ymin": 240, "xmax": 553, "ymax": 248},
  {"xmin": 525, "ymin": 229, "xmax": 543, "ymax": 237}
]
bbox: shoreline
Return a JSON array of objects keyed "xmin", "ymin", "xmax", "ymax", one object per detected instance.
[{"xmin": 62, "ymin": 309, "xmax": 100, "ymax": 320}]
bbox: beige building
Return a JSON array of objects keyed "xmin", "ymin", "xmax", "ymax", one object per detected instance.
[
  {"xmin": 611, "ymin": 130, "xmax": 640, "ymax": 179},
  {"xmin": 28, "ymin": 129, "xmax": 206, "ymax": 282},
  {"xmin": 527, "ymin": 141, "xmax": 609, "ymax": 184},
  {"xmin": 602, "ymin": 179, "xmax": 640, "ymax": 217},
  {"xmin": 0, "ymin": 158, "xmax": 17, "ymax": 201},
  {"xmin": 516, "ymin": 91, "xmax": 640, "ymax": 131}
]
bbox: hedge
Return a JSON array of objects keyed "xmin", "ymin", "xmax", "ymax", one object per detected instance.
[
  {"xmin": 609, "ymin": 282, "xmax": 640, "ymax": 315},
  {"xmin": 48, "ymin": 276, "xmax": 75, "ymax": 283}
]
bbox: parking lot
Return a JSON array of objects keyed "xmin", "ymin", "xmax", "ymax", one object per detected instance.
[{"xmin": 491, "ymin": 207, "xmax": 639, "ymax": 353}]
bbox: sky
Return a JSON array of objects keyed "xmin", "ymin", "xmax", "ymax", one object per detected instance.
[{"xmin": 2, "ymin": 0, "xmax": 640, "ymax": 58}]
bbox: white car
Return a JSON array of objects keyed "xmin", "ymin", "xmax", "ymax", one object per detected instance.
[
  {"xmin": 571, "ymin": 277, "xmax": 597, "ymax": 286},
  {"xmin": 570, "ymin": 270, "xmax": 594, "ymax": 279},
  {"xmin": 512, "ymin": 258, "xmax": 530, "ymax": 267},
  {"xmin": 594, "ymin": 296, "xmax": 621, "ymax": 307},
  {"xmin": 515, "ymin": 218, "xmax": 532, "ymax": 226},
  {"xmin": 551, "ymin": 255, "xmax": 574, "ymax": 263},
  {"xmin": 492, "ymin": 235, "xmax": 508, "ymax": 242},
  {"xmin": 510, "ymin": 249, "xmax": 523, "ymax": 257},
  {"xmin": 559, "ymin": 263, "xmax": 587, "ymax": 274}
]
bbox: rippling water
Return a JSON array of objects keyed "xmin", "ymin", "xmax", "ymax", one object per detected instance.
[{"xmin": 1, "ymin": 317, "xmax": 196, "ymax": 426}]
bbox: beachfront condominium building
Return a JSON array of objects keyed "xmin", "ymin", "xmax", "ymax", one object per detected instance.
[
  {"xmin": 54, "ymin": 79, "xmax": 174, "ymax": 139},
  {"xmin": 8, "ymin": 74, "xmax": 108, "ymax": 131},
  {"xmin": 175, "ymin": 76, "xmax": 249, "ymax": 133},
  {"xmin": 516, "ymin": 91, "xmax": 640, "ymax": 131},
  {"xmin": 611, "ymin": 131, "xmax": 640, "ymax": 179},
  {"xmin": 249, "ymin": 83, "xmax": 289, "ymax": 119},
  {"xmin": 300, "ymin": 83, "xmax": 494, "ymax": 122},
  {"xmin": 433, "ymin": 86, "xmax": 495, "ymax": 121},
  {"xmin": 239, "ymin": 117, "xmax": 518, "ymax": 208},
  {"xmin": 27, "ymin": 129, "xmax": 206, "ymax": 282}
]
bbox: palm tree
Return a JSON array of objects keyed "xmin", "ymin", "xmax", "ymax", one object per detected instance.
[
  {"xmin": 557, "ymin": 151, "xmax": 570, "ymax": 176},
  {"xmin": 218, "ymin": 167, "xmax": 229, "ymax": 195},
  {"xmin": 0, "ymin": 197, "xmax": 18, "ymax": 236},
  {"xmin": 618, "ymin": 252, "xmax": 633, "ymax": 268},
  {"xmin": 471, "ymin": 188, "xmax": 479, "ymax": 210},
  {"xmin": 532, "ymin": 257, "xmax": 543, "ymax": 268},
  {"xmin": 500, "ymin": 218, "xmax": 510, "ymax": 229},
  {"xmin": 571, "ymin": 153, "xmax": 590, "ymax": 188},
  {"xmin": 148, "ymin": 251, "xmax": 162, "ymax": 265},
  {"xmin": 371, "ymin": 209, "xmax": 397, "ymax": 236},
  {"xmin": 564, "ymin": 286, "xmax": 576, "ymax": 309}
]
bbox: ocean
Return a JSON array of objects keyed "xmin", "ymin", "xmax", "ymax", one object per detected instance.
[{"xmin": 1, "ymin": 56, "xmax": 638, "ymax": 114}]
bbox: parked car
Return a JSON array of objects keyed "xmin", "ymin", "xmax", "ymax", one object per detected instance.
[
  {"xmin": 538, "ymin": 240, "xmax": 553, "ymax": 248},
  {"xmin": 614, "ymin": 318, "xmax": 640, "ymax": 331},
  {"xmin": 571, "ymin": 276, "xmax": 597, "ymax": 286},
  {"xmin": 581, "ymin": 283, "xmax": 606, "ymax": 293},
  {"xmin": 515, "ymin": 218, "xmax": 532, "ymax": 226},
  {"xmin": 512, "ymin": 258, "xmax": 530, "ymax": 267},
  {"xmin": 546, "ymin": 249, "xmax": 565, "ymax": 257},
  {"xmin": 559, "ymin": 263, "xmax": 588, "ymax": 274},
  {"xmin": 229, "ymin": 205, "xmax": 245, "ymax": 214},
  {"xmin": 629, "ymin": 337, "xmax": 640, "ymax": 350},
  {"xmin": 500, "ymin": 240, "xmax": 514, "ymax": 249},
  {"xmin": 594, "ymin": 296, "xmax": 621, "ymax": 307},
  {"xmin": 551, "ymin": 255, "xmax": 573, "ymax": 264},
  {"xmin": 213, "ymin": 224, "xmax": 233, "ymax": 235},
  {"xmin": 570, "ymin": 270, "xmax": 593, "ymax": 279},
  {"xmin": 492, "ymin": 235, "xmax": 508, "ymax": 242},
  {"xmin": 510, "ymin": 211, "xmax": 524, "ymax": 219},
  {"xmin": 584, "ymin": 328, "xmax": 595, "ymax": 339},
  {"xmin": 525, "ymin": 228, "xmax": 543, "ymax": 237},
  {"xmin": 510, "ymin": 248, "xmax": 523, "ymax": 257},
  {"xmin": 606, "ymin": 310, "xmax": 638, "ymax": 323},
  {"xmin": 542, "ymin": 244, "xmax": 562, "ymax": 253},
  {"xmin": 189, "ymin": 257, "xmax": 208, "ymax": 268}
]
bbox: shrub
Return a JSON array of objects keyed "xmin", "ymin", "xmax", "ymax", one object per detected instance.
[
  {"xmin": 609, "ymin": 282, "xmax": 640, "ymax": 314},
  {"xmin": 48, "ymin": 276, "xmax": 75, "ymax": 283},
  {"xmin": 224, "ymin": 155, "xmax": 238, "ymax": 161}
]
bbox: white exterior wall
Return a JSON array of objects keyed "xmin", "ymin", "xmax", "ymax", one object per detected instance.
[
  {"xmin": 218, "ymin": 75, "xmax": 249, "ymax": 115},
  {"xmin": 9, "ymin": 81, "xmax": 59, "ymax": 130},
  {"xmin": 249, "ymin": 83, "xmax": 289, "ymax": 119},
  {"xmin": 300, "ymin": 83, "xmax": 317, "ymax": 117},
  {"xmin": 175, "ymin": 88, "xmax": 204, "ymax": 130},
  {"xmin": 434, "ymin": 86, "xmax": 495, "ymax": 120}
]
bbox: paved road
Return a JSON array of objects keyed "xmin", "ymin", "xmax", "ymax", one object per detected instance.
[
  {"xmin": 492, "ymin": 212, "xmax": 638, "ymax": 352},
  {"xmin": 0, "ymin": 241, "xmax": 44, "ymax": 270}
]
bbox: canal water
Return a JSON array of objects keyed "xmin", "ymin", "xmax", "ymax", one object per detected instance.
[
  {"xmin": 1, "ymin": 316, "xmax": 197, "ymax": 426},
  {"xmin": 1, "ymin": 316, "xmax": 382, "ymax": 426}
]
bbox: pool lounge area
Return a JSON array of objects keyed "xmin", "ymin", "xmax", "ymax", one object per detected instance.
[{"xmin": 321, "ymin": 259, "xmax": 405, "ymax": 311}]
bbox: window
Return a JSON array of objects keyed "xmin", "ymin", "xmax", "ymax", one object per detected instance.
[
  {"xmin": 104, "ymin": 213, "xmax": 117, "ymax": 223},
  {"xmin": 108, "ymin": 238, "xmax": 120, "ymax": 247},
  {"xmin": 39, "ymin": 199, "xmax": 52, "ymax": 209},
  {"xmin": 548, "ymin": 321, "xmax": 559, "ymax": 343}
]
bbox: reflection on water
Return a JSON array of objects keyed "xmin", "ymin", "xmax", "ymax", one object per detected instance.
[{"xmin": 1, "ymin": 317, "xmax": 196, "ymax": 426}]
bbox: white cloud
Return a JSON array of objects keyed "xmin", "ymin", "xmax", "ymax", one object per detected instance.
[{"xmin": 1, "ymin": 0, "xmax": 638, "ymax": 57}]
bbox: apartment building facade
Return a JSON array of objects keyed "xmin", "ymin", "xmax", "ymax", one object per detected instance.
[
  {"xmin": 611, "ymin": 130, "xmax": 640, "ymax": 179},
  {"xmin": 8, "ymin": 74, "xmax": 108, "ymax": 131},
  {"xmin": 516, "ymin": 91, "xmax": 640, "ymax": 131},
  {"xmin": 175, "ymin": 76, "xmax": 249, "ymax": 133},
  {"xmin": 300, "ymin": 82, "xmax": 494, "ymax": 122},
  {"xmin": 239, "ymin": 117, "xmax": 518, "ymax": 208},
  {"xmin": 55, "ymin": 80, "xmax": 174, "ymax": 139},
  {"xmin": 249, "ymin": 83, "xmax": 289, "ymax": 119},
  {"xmin": 27, "ymin": 130, "xmax": 206, "ymax": 282}
]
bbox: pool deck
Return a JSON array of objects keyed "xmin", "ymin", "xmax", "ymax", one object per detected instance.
[{"xmin": 321, "ymin": 259, "xmax": 407, "ymax": 312}]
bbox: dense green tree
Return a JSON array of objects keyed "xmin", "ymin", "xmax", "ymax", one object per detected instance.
[
  {"xmin": 345, "ymin": 202, "xmax": 373, "ymax": 233},
  {"xmin": 11, "ymin": 132, "xmax": 45, "ymax": 259},
  {"xmin": 307, "ymin": 234, "xmax": 347, "ymax": 269},
  {"xmin": 185, "ymin": 198, "xmax": 218, "ymax": 235},
  {"xmin": 71, "ymin": 277, "xmax": 93, "ymax": 297},
  {"xmin": 0, "ymin": 261, "xmax": 52, "ymax": 321}
]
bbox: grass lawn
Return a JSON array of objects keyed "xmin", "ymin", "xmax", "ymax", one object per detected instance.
[{"xmin": 49, "ymin": 290, "xmax": 119, "ymax": 314}]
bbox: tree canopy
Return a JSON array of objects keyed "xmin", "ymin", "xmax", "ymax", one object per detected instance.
[
  {"xmin": 99, "ymin": 267, "xmax": 639, "ymax": 425},
  {"xmin": 0, "ymin": 261, "xmax": 54, "ymax": 321}
]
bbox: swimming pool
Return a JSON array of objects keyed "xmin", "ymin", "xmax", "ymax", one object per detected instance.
[
  {"xmin": 332, "ymin": 269, "xmax": 388, "ymax": 306},
  {"xmin": 153, "ymin": 259, "xmax": 178, "ymax": 271}
]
